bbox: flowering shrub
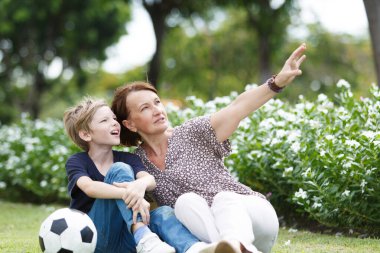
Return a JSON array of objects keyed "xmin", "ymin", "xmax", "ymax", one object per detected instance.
[
  {"xmin": 0, "ymin": 115, "xmax": 80, "ymax": 203},
  {"xmin": 168, "ymin": 80, "xmax": 380, "ymax": 233},
  {"xmin": 0, "ymin": 80, "xmax": 379, "ymax": 233}
]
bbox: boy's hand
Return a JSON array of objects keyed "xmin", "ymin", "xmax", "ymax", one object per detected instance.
[{"xmin": 113, "ymin": 181, "xmax": 147, "ymax": 208}]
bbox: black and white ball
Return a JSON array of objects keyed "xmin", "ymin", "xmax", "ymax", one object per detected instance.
[{"xmin": 39, "ymin": 208, "xmax": 97, "ymax": 253}]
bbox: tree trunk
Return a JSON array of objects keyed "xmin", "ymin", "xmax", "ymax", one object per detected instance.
[
  {"xmin": 27, "ymin": 71, "xmax": 46, "ymax": 119},
  {"xmin": 143, "ymin": 3, "xmax": 168, "ymax": 88},
  {"xmin": 258, "ymin": 35, "xmax": 272, "ymax": 83},
  {"xmin": 364, "ymin": 0, "xmax": 380, "ymax": 87}
]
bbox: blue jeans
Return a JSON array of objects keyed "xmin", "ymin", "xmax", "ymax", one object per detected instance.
[{"xmin": 88, "ymin": 162, "xmax": 199, "ymax": 253}]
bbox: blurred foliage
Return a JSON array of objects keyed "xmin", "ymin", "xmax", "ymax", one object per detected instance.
[
  {"xmin": 0, "ymin": 1, "xmax": 377, "ymax": 123},
  {"xmin": 287, "ymin": 24, "xmax": 375, "ymax": 101},
  {"xmin": 0, "ymin": 0, "xmax": 131, "ymax": 123},
  {"xmin": 141, "ymin": 0, "xmax": 218, "ymax": 86},
  {"xmin": 214, "ymin": 0, "xmax": 298, "ymax": 82},
  {"xmin": 159, "ymin": 8, "xmax": 259, "ymax": 101},
  {"xmin": 156, "ymin": 8, "xmax": 375, "ymax": 104}
]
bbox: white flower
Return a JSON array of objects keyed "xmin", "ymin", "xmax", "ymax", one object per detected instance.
[
  {"xmin": 336, "ymin": 79, "xmax": 351, "ymax": 89},
  {"xmin": 325, "ymin": 135, "xmax": 334, "ymax": 141},
  {"xmin": 295, "ymin": 188, "xmax": 308, "ymax": 199},
  {"xmin": 362, "ymin": 131, "xmax": 376, "ymax": 139},
  {"xmin": 165, "ymin": 102, "xmax": 180, "ymax": 111},
  {"xmin": 285, "ymin": 167, "xmax": 294, "ymax": 173},
  {"xmin": 40, "ymin": 180, "xmax": 48, "ymax": 187},
  {"xmin": 213, "ymin": 96, "xmax": 231, "ymax": 105},
  {"xmin": 312, "ymin": 202, "xmax": 322, "ymax": 209},
  {"xmin": 317, "ymin": 93, "xmax": 328, "ymax": 101},
  {"xmin": 259, "ymin": 118, "xmax": 276, "ymax": 130},
  {"xmin": 301, "ymin": 167, "xmax": 312, "ymax": 178},
  {"xmin": 0, "ymin": 181, "xmax": 6, "ymax": 189},
  {"xmin": 342, "ymin": 190, "xmax": 350, "ymax": 197},
  {"xmin": 308, "ymin": 120, "xmax": 320, "ymax": 128},
  {"xmin": 284, "ymin": 240, "xmax": 291, "ymax": 246},
  {"xmin": 271, "ymin": 138, "xmax": 281, "ymax": 145},
  {"xmin": 276, "ymin": 129, "xmax": 287, "ymax": 138},
  {"xmin": 342, "ymin": 162, "xmax": 352, "ymax": 169},
  {"xmin": 360, "ymin": 180, "xmax": 367, "ymax": 188},
  {"xmin": 244, "ymin": 83, "xmax": 258, "ymax": 91},
  {"xmin": 282, "ymin": 167, "xmax": 294, "ymax": 177},
  {"xmin": 287, "ymin": 130, "xmax": 301, "ymax": 142},
  {"xmin": 291, "ymin": 142, "xmax": 301, "ymax": 153},
  {"xmin": 365, "ymin": 168, "xmax": 376, "ymax": 175},
  {"xmin": 345, "ymin": 140, "xmax": 360, "ymax": 148}
]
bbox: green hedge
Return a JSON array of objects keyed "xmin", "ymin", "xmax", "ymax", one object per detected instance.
[{"xmin": 0, "ymin": 80, "xmax": 379, "ymax": 233}]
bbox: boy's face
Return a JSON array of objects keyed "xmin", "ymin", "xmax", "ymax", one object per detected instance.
[{"xmin": 86, "ymin": 106, "xmax": 121, "ymax": 147}]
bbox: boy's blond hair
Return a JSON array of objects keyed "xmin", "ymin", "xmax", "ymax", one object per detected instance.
[{"xmin": 63, "ymin": 97, "xmax": 108, "ymax": 151}]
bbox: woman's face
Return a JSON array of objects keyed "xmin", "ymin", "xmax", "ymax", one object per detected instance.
[{"xmin": 123, "ymin": 89, "xmax": 169, "ymax": 135}]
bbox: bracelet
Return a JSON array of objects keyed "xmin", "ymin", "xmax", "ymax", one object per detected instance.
[{"xmin": 266, "ymin": 74, "xmax": 283, "ymax": 93}]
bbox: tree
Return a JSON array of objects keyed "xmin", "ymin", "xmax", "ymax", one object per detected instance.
[
  {"xmin": 0, "ymin": 0, "xmax": 131, "ymax": 122},
  {"xmin": 215, "ymin": 0, "xmax": 297, "ymax": 83},
  {"xmin": 159, "ymin": 8, "xmax": 260, "ymax": 101},
  {"xmin": 140, "ymin": 0, "xmax": 213, "ymax": 88},
  {"xmin": 363, "ymin": 0, "xmax": 380, "ymax": 87}
]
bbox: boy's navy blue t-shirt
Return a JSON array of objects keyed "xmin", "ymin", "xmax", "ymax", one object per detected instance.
[{"xmin": 65, "ymin": 150, "xmax": 145, "ymax": 213}]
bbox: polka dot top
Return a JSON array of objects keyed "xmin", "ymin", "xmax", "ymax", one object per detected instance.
[{"xmin": 135, "ymin": 115, "xmax": 265, "ymax": 207}]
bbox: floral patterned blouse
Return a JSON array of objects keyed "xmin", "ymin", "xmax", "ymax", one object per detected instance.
[{"xmin": 135, "ymin": 115, "xmax": 265, "ymax": 207}]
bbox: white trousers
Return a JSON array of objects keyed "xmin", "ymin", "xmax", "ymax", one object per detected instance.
[{"xmin": 174, "ymin": 192, "xmax": 279, "ymax": 253}]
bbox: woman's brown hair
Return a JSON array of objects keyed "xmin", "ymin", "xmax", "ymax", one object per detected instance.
[{"xmin": 111, "ymin": 81, "xmax": 157, "ymax": 146}]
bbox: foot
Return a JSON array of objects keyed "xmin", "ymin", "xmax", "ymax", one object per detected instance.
[
  {"xmin": 196, "ymin": 241, "xmax": 237, "ymax": 253},
  {"xmin": 214, "ymin": 240, "xmax": 238, "ymax": 253},
  {"xmin": 215, "ymin": 240, "xmax": 263, "ymax": 253},
  {"xmin": 186, "ymin": 242, "xmax": 217, "ymax": 253},
  {"xmin": 136, "ymin": 233, "xmax": 175, "ymax": 253}
]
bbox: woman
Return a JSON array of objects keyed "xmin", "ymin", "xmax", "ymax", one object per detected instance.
[{"xmin": 111, "ymin": 43, "xmax": 307, "ymax": 253}]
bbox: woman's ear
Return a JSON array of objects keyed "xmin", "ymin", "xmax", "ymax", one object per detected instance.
[
  {"xmin": 122, "ymin": 119, "xmax": 137, "ymax": 133},
  {"xmin": 78, "ymin": 130, "xmax": 92, "ymax": 142}
]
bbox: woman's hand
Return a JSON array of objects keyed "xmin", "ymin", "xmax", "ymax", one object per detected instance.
[
  {"xmin": 275, "ymin": 43, "xmax": 307, "ymax": 87},
  {"xmin": 132, "ymin": 199, "xmax": 151, "ymax": 224}
]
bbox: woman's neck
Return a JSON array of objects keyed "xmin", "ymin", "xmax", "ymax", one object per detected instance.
[{"xmin": 141, "ymin": 128, "xmax": 172, "ymax": 157}]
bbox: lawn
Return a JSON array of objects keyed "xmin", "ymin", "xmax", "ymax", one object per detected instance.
[{"xmin": 0, "ymin": 200, "xmax": 379, "ymax": 253}]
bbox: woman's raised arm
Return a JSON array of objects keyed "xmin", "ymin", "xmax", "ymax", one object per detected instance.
[{"xmin": 211, "ymin": 43, "xmax": 307, "ymax": 142}]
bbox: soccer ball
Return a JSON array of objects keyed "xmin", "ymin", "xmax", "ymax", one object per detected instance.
[{"xmin": 39, "ymin": 208, "xmax": 97, "ymax": 253}]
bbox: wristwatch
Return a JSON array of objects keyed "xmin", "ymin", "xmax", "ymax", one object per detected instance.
[{"xmin": 267, "ymin": 75, "xmax": 283, "ymax": 93}]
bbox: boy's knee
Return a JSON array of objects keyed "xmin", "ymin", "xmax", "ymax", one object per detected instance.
[
  {"xmin": 110, "ymin": 162, "xmax": 133, "ymax": 175},
  {"xmin": 105, "ymin": 162, "xmax": 134, "ymax": 183}
]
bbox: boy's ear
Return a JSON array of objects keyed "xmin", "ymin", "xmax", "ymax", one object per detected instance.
[
  {"xmin": 122, "ymin": 119, "xmax": 137, "ymax": 133},
  {"xmin": 78, "ymin": 130, "xmax": 92, "ymax": 142}
]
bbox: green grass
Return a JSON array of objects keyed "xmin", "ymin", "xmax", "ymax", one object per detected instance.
[{"xmin": 0, "ymin": 200, "xmax": 379, "ymax": 253}]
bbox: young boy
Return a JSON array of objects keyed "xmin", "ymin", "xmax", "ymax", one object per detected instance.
[{"xmin": 63, "ymin": 97, "xmax": 230, "ymax": 253}]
